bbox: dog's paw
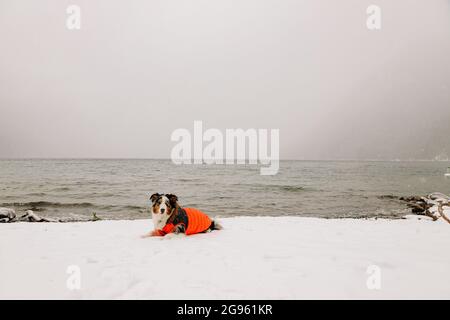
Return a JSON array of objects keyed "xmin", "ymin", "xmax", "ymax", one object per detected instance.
[{"xmin": 164, "ymin": 232, "xmax": 186, "ymax": 240}]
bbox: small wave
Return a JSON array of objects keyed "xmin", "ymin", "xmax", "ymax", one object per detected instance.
[
  {"xmin": 83, "ymin": 192, "xmax": 121, "ymax": 198},
  {"xmin": 261, "ymin": 184, "xmax": 310, "ymax": 192},
  {"xmin": 233, "ymin": 183, "xmax": 310, "ymax": 192},
  {"xmin": 278, "ymin": 185, "xmax": 307, "ymax": 192},
  {"xmin": 177, "ymin": 178, "xmax": 202, "ymax": 182},
  {"xmin": 26, "ymin": 192, "xmax": 47, "ymax": 197},
  {"xmin": 377, "ymin": 195, "xmax": 400, "ymax": 200},
  {"xmin": 51, "ymin": 187, "xmax": 71, "ymax": 192},
  {"xmin": 122, "ymin": 205, "xmax": 147, "ymax": 211}
]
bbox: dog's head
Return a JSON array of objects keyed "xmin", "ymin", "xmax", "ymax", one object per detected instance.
[{"xmin": 149, "ymin": 193, "xmax": 178, "ymax": 229}]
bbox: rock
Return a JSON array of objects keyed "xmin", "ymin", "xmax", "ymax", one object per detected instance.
[
  {"xmin": 399, "ymin": 196, "xmax": 422, "ymax": 202},
  {"xmin": 0, "ymin": 208, "xmax": 16, "ymax": 222},
  {"xmin": 407, "ymin": 202, "xmax": 426, "ymax": 213}
]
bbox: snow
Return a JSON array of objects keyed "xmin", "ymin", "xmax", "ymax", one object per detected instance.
[{"xmin": 1, "ymin": 217, "xmax": 449, "ymax": 299}]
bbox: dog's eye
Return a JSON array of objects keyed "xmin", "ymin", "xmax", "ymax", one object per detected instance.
[{"xmin": 165, "ymin": 201, "xmax": 170, "ymax": 207}]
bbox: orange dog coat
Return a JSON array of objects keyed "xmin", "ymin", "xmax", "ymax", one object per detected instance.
[{"xmin": 154, "ymin": 208, "xmax": 212, "ymax": 236}]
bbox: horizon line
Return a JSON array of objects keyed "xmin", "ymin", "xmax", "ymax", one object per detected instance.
[{"xmin": 0, "ymin": 157, "xmax": 449, "ymax": 162}]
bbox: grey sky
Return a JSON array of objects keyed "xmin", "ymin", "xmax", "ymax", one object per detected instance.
[{"xmin": 0, "ymin": 0, "xmax": 449, "ymax": 160}]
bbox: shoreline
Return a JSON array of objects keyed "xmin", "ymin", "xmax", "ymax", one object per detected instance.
[
  {"xmin": 0, "ymin": 214, "xmax": 433, "ymax": 223},
  {"xmin": 0, "ymin": 210, "xmax": 426, "ymax": 223},
  {"xmin": 1, "ymin": 216, "xmax": 449, "ymax": 299}
]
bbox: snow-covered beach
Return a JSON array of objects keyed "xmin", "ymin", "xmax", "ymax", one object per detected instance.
[{"xmin": 1, "ymin": 216, "xmax": 449, "ymax": 299}]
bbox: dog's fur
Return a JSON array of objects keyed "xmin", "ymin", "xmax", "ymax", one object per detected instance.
[{"xmin": 142, "ymin": 193, "xmax": 222, "ymax": 237}]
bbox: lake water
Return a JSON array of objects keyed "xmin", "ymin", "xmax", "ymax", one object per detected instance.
[{"xmin": 1, "ymin": 159, "xmax": 450, "ymax": 221}]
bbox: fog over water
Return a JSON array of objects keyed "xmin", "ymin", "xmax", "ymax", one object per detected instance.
[{"xmin": 0, "ymin": 1, "xmax": 449, "ymax": 160}]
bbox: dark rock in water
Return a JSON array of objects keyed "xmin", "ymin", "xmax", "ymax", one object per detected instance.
[
  {"xmin": 0, "ymin": 208, "xmax": 16, "ymax": 222},
  {"xmin": 399, "ymin": 196, "xmax": 423, "ymax": 202},
  {"xmin": 407, "ymin": 202, "xmax": 427, "ymax": 213}
]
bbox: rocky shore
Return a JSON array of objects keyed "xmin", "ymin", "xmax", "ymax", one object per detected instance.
[{"xmin": 399, "ymin": 192, "xmax": 450, "ymax": 223}]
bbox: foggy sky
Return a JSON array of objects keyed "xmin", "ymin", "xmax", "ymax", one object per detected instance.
[{"xmin": 1, "ymin": 0, "xmax": 449, "ymax": 160}]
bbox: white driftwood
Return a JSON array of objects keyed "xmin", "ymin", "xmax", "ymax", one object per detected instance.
[
  {"xmin": 0, "ymin": 208, "xmax": 16, "ymax": 222},
  {"xmin": 403, "ymin": 193, "xmax": 450, "ymax": 224}
]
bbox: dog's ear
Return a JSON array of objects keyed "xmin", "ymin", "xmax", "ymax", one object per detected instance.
[
  {"xmin": 150, "ymin": 193, "xmax": 160, "ymax": 203},
  {"xmin": 166, "ymin": 194, "xmax": 178, "ymax": 207}
]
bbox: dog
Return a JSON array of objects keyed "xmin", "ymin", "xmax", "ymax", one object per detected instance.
[{"xmin": 142, "ymin": 193, "xmax": 222, "ymax": 237}]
